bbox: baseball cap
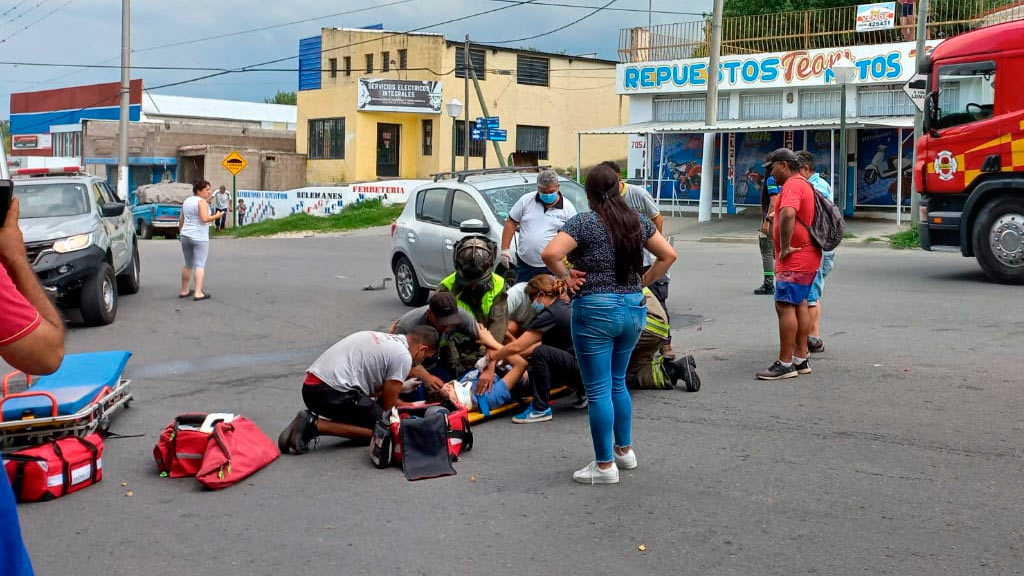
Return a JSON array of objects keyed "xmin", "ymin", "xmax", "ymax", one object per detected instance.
[
  {"xmin": 428, "ymin": 292, "xmax": 461, "ymax": 326},
  {"xmin": 762, "ymin": 148, "xmax": 798, "ymax": 168}
]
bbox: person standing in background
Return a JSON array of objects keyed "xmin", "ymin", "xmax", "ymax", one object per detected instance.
[
  {"xmin": 796, "ymin": 151, "xmax": 836, "ymax": 354},
  {"xmin": 213, "ymin": 185, "xmax": 231, "ymax": 231},
  {"xmin": 500, "ymin": 169, "xmax": 577, "ymax": 285},
  {"xmin": 179, "ymin": 180, "xmax": 224, "ymax": 301},
  {"xmin": 755, "ymin": 175, "xmax": 780, "ymax": 295},
  {"xmin": 237, "ymin": 198, "xmax": 247, "ymax": 227}
]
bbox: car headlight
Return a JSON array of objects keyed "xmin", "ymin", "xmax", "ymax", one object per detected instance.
[{"xmin": 53, "ymin": 234, "xmax": 93, "ymax": 254}]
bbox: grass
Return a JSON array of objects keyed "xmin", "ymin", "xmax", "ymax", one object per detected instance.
[
  {"xmin": 864, "ymin": 236, "xmax": 883, "ymax": 243},
  {"xmin": 227, "ymin": 200, "xmax": 404, "ymax": 238},
  {"xmin": 843, "ymin": 232, "xmax": 858, "ymax": 239},
  {"xmin": 888, "ymin": 227, "xmax": 921, "ymax": 250}
]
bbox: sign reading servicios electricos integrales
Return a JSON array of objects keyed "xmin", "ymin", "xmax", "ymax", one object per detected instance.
[{"xmin": 357, "ymin": 79, "xmax": 443, "ymax": 114}]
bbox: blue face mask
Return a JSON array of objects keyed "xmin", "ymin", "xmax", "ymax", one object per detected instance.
[
  {"xmin": 538, "ymin": 191, "xmax": 558, "ymax": 204},
  {"xmin": 530, "ymin": 299, "xmax": 545, "ymax": 312}
]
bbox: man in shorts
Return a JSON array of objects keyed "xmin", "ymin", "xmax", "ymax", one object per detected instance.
[
  {"xmin": 278, "ymin": 326, "xmax": 438, "ymax": 453},
  {"xmin": 796, "ymin": 151, "xmax": 836, "ymax": 354},
  {"xmin": 757, "ymin": 148, "xmax": 822, "ymax": 380}
]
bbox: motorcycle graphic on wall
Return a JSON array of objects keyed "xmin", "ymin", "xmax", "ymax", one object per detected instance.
[
  {"xmin": 864, "ymin": 144, "xmax": 913, "ymax": 205},
  {"xmin": 666, "ymin": 160, "xmax": 702, "ymax": 194}
]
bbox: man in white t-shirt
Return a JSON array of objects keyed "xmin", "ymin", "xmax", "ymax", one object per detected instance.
[
  {"xmin": 500, "ymin": 169, "xmax": 577, "ymax": 285},
  {"xmin": 278, "ymin": 326, "xmax": 438, "ymax": 453}
]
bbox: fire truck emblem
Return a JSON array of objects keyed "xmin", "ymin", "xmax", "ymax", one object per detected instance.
[{"xmin": 934, "ymin": 150, "xmax": 957, "ymax": 181}]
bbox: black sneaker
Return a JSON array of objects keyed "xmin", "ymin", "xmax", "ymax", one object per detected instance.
[
  {"xmin": 570, "ymin": 394, "xmax": 588, "ymax": 410},
  {"xmin": 756, "ymin": 361, "xmax": 798, "ymax": 380},
  {"xmin": 754, "ymin": 278, "xmax": 775, "ymax": 295},
  {"xmin": 807, "ymin": 336, "xmax": 825, "ymax": 354},
  {"xmin": 794, "ymin": 359, "xmax": 812, "ymax": 375},
  {"xmin": 282, "ymin": 410, "xmax": 319, "ymax": 454}
]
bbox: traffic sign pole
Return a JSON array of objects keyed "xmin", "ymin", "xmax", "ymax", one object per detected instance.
[{"xmin": 232, "ymin": 175, "xmax": 237, "ymax": 229}]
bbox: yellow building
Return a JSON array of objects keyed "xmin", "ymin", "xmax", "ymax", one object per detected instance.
[{"xmin": 296, "ymin": 28, "xmax": 627, "ymax": 184}]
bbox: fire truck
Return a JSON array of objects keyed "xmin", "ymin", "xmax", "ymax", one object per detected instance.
[{"xmin": 917, "ymin": 19, "xmax": 1024, "ymax": 283}]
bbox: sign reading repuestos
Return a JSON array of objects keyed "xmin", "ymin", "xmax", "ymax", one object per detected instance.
[{"xmin": 357, "ymin": 79, "xmax": 442, "ymax": 114}]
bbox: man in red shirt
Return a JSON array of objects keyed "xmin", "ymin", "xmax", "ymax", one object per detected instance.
[
  {"xmin": 757, "ymin": 148, "xmax": 822, "ymax": 380},
  {"xmin": 0, "ymin": 191, "xmax": 66, "ymax": 576}
]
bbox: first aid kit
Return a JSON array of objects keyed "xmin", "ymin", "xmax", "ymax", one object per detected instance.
[
  {"xmin": 153, "ymin": 412, "xmax": 277, "ymax": 489},
  {"xmin": 153, "ymin": 413, "xmax": 236, "ymax": 478},
  {"xmin": 3, "ymin": 433, "xmax": 104, "ymax": 502},
  {"xmin": 370, "ymin": 402, "xmax": 472, "ymax": 471}
]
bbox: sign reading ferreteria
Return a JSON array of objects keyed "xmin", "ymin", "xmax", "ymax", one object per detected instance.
[
  {"xmin": 617, "ymin": 40, "xmax": 941, "ymax": 95},
  {"xmin": 357, "ymin": 78, "xmax": 442, "ymax": 114}
]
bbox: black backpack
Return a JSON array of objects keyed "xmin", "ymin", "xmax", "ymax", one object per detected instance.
[{"xmin": 801, "ymin": 182, "xmax": 845, "ymax": 252}]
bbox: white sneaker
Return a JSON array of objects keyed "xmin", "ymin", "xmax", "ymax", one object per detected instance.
[
  {"xmin": 614, "ymin": 448, "xmax": 638, "ymax": 470},
  {"xmin": 573, "ymin": 461, "xmax": 619, "ymax": 484}
]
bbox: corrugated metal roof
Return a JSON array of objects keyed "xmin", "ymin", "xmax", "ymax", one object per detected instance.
[
  {"xmin": 141, "ymin": 93, "xmax": 296, "ymax": 125},
  {"xmin": 579, "ymin": 116, "xmax": 914, "ymax": 135}
]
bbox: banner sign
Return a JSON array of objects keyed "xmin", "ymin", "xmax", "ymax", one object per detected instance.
[
  {"xmin": 856, "ymin": 2, "xmax": 897, "ymax": 32},
  {"xmin": 357, "ymin": 79, "xmax": 442, "ymax": 114},
  {"xmin": 237, "ymin": 180, "xmax": 428, "ymax": 226},
  {"xmin": 617, "ymin": 40, "xmax": 940, "ymax": 94}
]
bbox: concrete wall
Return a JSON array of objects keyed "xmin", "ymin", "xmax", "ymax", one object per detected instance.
[
  {"xmin": 298, "ymin": 30, "xmax": 628, "ymax": 184},
  {"xmin": 82, "ymin": 119, "xmax": 296, "ymax": 159}
]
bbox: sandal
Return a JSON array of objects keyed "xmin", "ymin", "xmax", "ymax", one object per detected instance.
[
  {"xmin": 193, "ymin": 293, "xmax": 211, "ymax": 301},
  {"xmin": 178, "ymin": 291, "xmax": 193, "ymax": 298}
]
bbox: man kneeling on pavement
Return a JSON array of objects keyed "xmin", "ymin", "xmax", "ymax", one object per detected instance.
[
  {"xmin": 626, "ymin": 287, "xmax": 701, "ymax": 391},
  {"xmin": 278, "ymin": 326, "xmax": 439, "ymax": 454}
]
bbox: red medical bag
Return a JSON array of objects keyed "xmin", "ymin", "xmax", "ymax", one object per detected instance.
[
  {"xmin": 3, "ymin": 433, "xmax": 104, "ymax": 502},
  {"xmin": 195, "ymin": 417, "xmax": 279, "ymax": 490},
  {"xmin": 371, "ymin": 403, "xmax": 473, "ymax": 468},
  {"xmin": 153, "ymin": 413, "xmax": 215, "ymax": 478}
]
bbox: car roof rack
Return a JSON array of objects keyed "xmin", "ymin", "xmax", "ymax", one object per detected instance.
[{"xmin": 431, "ymin": 165, "xmax": 552, "ymax": 183}]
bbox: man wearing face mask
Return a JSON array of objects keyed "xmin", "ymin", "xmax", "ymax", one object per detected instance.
[
  {"xmin": 501, "ymin": 169, "xmax": 578, "ymax": 284},
  {"xmin": 278, "ymin": 326, "xmax": 439, "ymax": 453}
]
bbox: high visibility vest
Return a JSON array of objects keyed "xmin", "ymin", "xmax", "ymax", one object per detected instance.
[
  {"xmin": 439, "ymin": 273, "xmax": 506, "ymax": 320},
  {"xmin": 642, "ymin": 288, "xmax": 670, "ymax": 340}
]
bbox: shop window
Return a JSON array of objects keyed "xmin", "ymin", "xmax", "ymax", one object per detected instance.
[
  {"xmin": 53, "ymin": 131, "xmax": 82, "ymax": 157},
  {"xmin": 382, "ymin": 51, "xmax": 391, "ymax": 72},
  {"xmin": 799, "ymin": 90, "xmax": 841, "ymax": 119},
  {"xmin": 516, "ymin": 125, "xmax": 549, "ymax": 161},
  {"xmin": 455, "ymin": 47, "xmax": 486, "ymax": 79},
  {"xmin": 740, "ymin": 92, "xmax": 782, "ymax": 120},
  {"xmin": 934, "ymin": 61, "xmax": 995, "ymax": 130},
  {"xmin": 344, "ymin": 56, "xmax": 351, "ymax": 77},
  {"xmin": 455, "ymin": 120, "xmax": 485, "ymax": 157},
  {"xmin": 416, "ymin": 188, "xmax": 448, "ymax": 224},
  {"xmin": 308, "ymin": 118, "xmax": 345, "ymax": 160},
  {"xmin": 329, "ymin": 58, "xmax": 337, "ymax": 78},
  {"xmin": 517, "ymin": 55, "xmax": 549, "ymax": 86},
  {"xmin": 398, "ymin": 49, "xmax": 408, "ymax": 70},
  {"xmin": 450, "ymin": 190, "xmax": 485, "ymax": 227},
  {"xmin": 859, "ymin": 88, "xmax": 916, "ymax": 117},
  {"xmin": 422, "ymin": 119, "xmax": 433, "ymax": 156},
  {"xmin": 365, "ymin": 53, "xmax": 374, "ymax": 74}
]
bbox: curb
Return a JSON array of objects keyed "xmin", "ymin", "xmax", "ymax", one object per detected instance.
[{"xmin": 695, "ymin": 236, "xmax": 900, "ymax": 249}]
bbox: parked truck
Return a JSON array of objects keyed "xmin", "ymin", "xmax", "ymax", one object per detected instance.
[
  {"xmin": 917, "ymin": 19, "xmax": 1024, "ymax": 283},
  {"xmin": 130, "ymin": 182, "xmax": 191, "ymax": 239}
]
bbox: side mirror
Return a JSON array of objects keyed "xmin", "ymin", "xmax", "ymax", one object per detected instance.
[
  {"xmin": 101, "ymin": 202, "xmax": 126, "ymax": 217},
  {"xmin": 924, "ymin": 92, "xmax": 939, "ymax": 136},
  {"xmin": 459, "ymin": 218, "xmax": 489, "ymax": 234},
  {"xmin": 917, "ymin": 54, "xmax": 932, "ymax": 75}
]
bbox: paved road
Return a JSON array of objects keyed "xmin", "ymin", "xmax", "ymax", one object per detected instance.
[{"xmin": 15, "ymin": 231, "xmax": 1023, "ymax": 576}]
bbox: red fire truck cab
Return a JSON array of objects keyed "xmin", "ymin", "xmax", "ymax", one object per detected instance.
[{"xmin": 917, "ymin": 19, "xmax": 1024, "ymax": 283}]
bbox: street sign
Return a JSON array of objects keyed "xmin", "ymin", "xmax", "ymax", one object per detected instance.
[
  {"xmin": 485, "ymin": 116, "xmax": 500, "ymax": 129},
  {"xmin": 487, "ymin": 129, "xmax": 507, "ymax": 142},
  {"xmin": 222, "ymin": 151, "xmax": 247, "ymax": 175},
  {"xmin": 902, "ymin": 74, "xmax": 927, "ymax": 112},
  {"xmin": 471, "ymin": 128, "xmax": 487, "ymax": 141},
  {"xmin": 474, "ymin": 117, "xmax": 485, "ymax": 129}
]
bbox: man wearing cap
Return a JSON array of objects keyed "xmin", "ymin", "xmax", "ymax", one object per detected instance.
[
  {"xmin": 501, "ymin": 169, "xmax": 577, "ymax": 285},
  {"xmin": 391, "ymin": 292, "xmax": 483, "ymax": 390},
  {"xmin": 796, "ymin": 150, "xmax": 836, "ymax": 354},
  {"xmin": 757, "ymin": 148, "xmax": 822, "ymax": 380},
  {"xmin": 755, "ymin": 174, "xmax": 781, "ymax": 295}
]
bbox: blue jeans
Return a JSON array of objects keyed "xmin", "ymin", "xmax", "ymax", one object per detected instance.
[
  {"xmin": 571, "ymin": 292, "xmax": 647, "ymax": 463},
  {"xmin": 808, "ymin": 250, "xmax": 836, "ymax": 305},
  {"xmin": 515, "ymin": 263, "xmax": 550, "ymax": 285}
]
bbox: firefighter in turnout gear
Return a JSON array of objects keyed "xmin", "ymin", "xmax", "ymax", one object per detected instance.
[{"xmin": 626, "ymin": 288, "xmax": 701, "ymax": 392}]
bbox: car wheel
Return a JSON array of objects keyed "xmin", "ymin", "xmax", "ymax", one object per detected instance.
[
  {"xmin": 973, "ymin": 196, "xmax": 1024, "ymax": 284},
  {"xmin": 80, "ymin": 262, "xmax": 118, "ymax": 326},
  {"xmin": 393, "ymin": 256, "xmax": 428, "ymax": 307},
  {"xmin": 139, "ymin": 220, "xmax": 153, "ymax": 240},
  {"xmin": 116, "ymin": 246, "xmax": 141, "ymax": 295}
]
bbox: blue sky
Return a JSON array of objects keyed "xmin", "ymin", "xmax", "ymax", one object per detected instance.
[{"xmin": 1, "ymin": 0, "xmax": 711, "ymax": 119}]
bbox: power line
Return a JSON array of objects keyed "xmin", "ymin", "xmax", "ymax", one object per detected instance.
[
  {"xmin": 0, "ymin": 0, "xmax": 71, "ymax": 45},
  {"xmin": 478, "ymin": 0, "xmax": 619, "ymax": 44},
  {"xmin": 0, "ymin": 0, "xmax": 50, "ymax": 30},
  {"xmin": 0, "ymin": 0, "xmax": 29, "ymax": 19},
  {"xmin": 484, "ymin": 0, "xmax": 704, "ymax": 16},
  {"xmin": 2, "ymin": 60, "xmax": 617, "ymax": 73}
]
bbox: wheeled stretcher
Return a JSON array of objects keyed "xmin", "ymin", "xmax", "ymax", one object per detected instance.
[{"xmin": 0, "ymin": 351, "xmax": 133, "ymax": 452}]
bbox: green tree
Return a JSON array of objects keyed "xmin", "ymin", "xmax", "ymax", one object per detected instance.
[
  {"xmin": 264, "ymin": 91, "xmax": 297, "ymax": 105},
  {"xmin": 1, "ymin": 120, "xmax": 10, "ymax": 155}
]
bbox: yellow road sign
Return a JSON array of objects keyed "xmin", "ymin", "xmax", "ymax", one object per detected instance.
[{"xmin": 222, "ymin": 151, "xmax": 247, "ymax": 175}]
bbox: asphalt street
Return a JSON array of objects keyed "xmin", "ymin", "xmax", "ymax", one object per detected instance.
[{"xmin": 14, "ymin": 229, "xmax": 1024, "ymax": 576}]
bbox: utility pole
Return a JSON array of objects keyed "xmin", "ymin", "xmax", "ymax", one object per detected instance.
[
  {"xmin": 911, "ymin": 0, "xmax": 929, "ymax": 226},
  {"xmin": 466, "ymin": 48, "xmax": 506, "ymax": 168},
  {"xmin": 117, "ymin": 0, "xmax": 131, "ymax": 200},
  {"xmin": 463, "ymin": 35, "xmax": 471, "ymax": 171},
  {"xmin": 698, "ymin": 0, "xmax": 724, "ymax": 222}
]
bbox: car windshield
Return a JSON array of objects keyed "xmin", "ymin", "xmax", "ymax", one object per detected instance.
[
  {"xmin": 15, "ymin": 183, "xmax": 91, "ymax": 219},
  {"xmin": 477, "ymin": 178, "xmax": 588, "ymax": 221}
]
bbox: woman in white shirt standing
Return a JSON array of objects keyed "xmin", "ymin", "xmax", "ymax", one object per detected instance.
[{"xmin": 178, "ymin": 180, "xmax": 224, "ymax": 301}]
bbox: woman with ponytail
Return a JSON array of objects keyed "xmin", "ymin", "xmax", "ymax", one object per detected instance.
[{"xmin": 542, "ymin": 164, "xmax": 676, "ymax": 484}]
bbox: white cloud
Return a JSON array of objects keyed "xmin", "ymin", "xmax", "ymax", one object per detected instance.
[{"xmin": 1, "ymin": 0, "xmax": 711, "ymax": 118}]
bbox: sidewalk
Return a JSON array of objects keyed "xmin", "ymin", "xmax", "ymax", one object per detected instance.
[{"xmin": 662, "ymin": 207, "xmax": 913, "ymax": 248}]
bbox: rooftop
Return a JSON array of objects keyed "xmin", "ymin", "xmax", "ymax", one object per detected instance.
[{"xmin": 140, "ymin": 93, "xmax": 296, "ymax": 125}]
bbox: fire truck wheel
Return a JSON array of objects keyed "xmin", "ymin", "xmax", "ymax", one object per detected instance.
[{"xmin": 973, "ymin": 196, "xmax": 1024, "ymax": 284}]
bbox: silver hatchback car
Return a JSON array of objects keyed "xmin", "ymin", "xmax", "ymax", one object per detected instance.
[{"xmin": 390, "ymin": 168, "xmax": 588, "ymax": 306}]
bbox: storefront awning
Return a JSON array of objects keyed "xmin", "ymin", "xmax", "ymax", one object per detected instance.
[{"xmin": 579, "ymin": 116, "xmax": 914, "ymax": 135}]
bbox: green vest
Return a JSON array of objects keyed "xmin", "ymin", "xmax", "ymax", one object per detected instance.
[
  {"xmin": 439, "ymin": 273, "xmax": 506, "ymax": 320},
  {"xmin": 642, "ymin": 287, "xmax": 670, "ymax": 340}
]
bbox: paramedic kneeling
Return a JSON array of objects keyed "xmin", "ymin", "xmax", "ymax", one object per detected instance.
[
  {"xmin": 0, "ymin": 193, "xmax": 67, "ymax": 576},
  {"xmin": 278, "ymin": 327, "xmax": 438, "ymax": 454}
]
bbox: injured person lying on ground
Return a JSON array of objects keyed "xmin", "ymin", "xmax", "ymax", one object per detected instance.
[{"xmin": 278, "ymin": 327, "xmax": 439, "ymax": 454}]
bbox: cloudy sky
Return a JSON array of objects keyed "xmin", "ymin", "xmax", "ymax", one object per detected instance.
[{"xmin": 1, "ymin": 0, "xmax": 711, "ymax": 118}]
